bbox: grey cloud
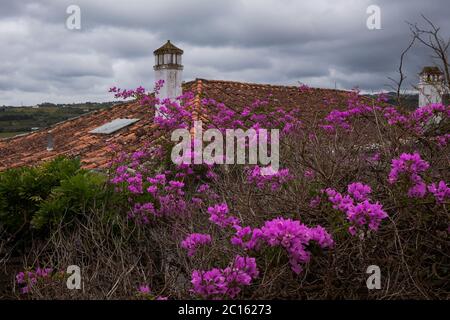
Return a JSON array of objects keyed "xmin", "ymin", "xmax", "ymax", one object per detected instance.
[{"xmin": 0, "ymin": 0, "xmax": 449, "ymax": 105}]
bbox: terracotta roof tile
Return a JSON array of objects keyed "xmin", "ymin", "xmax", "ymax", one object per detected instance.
[{"xmin": 0, "ymin": 79, "xmax": 356, "ymax": 171}]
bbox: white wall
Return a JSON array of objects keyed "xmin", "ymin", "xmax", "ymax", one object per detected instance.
[
  {"xmin": 418, "ymin": 80, "xmax": 443, "ymax": 107},
  {"xmin": 154, "ymin": 67, "xmax": 183, "ymax": 117}
]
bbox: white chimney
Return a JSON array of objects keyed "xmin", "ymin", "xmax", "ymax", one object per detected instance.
[
  {"xmin": 418, "ymin": 66, "xmax": 445, "ymax": 107},
  {"xmin": 46, "ymin": 131, "xmax": 54, "ymax": 151},
  {"xmin": 153, "ymin": 40, "xmax": 184, "ymax": 118}
]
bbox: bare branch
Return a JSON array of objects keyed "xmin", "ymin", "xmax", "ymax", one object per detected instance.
[
  {"xmin": 406, "ymin": 16, "xmax": 450, "ymax": 90},
  {"xmin": 388, "ymin": 36, "xmax": 415, "ymax": 107}
]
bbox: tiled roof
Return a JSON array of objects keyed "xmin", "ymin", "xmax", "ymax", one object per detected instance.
[
  {"xmin": 0, "ymin": 101, "xmax": 161, "ymax": 171},
  {"xmin": 0, "ymin": 79, "xmax": 353, "ymax": 171},
  {"xmin": 192, "ymin": 79, "xmax": 351, "ymax": 126}
]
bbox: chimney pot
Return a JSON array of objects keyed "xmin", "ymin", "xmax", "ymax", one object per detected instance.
[{"xmin": 47, "ymin": 131, "xmax": 54, "ymax": 151}]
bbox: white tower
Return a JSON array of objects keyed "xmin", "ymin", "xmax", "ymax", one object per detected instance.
[
  {"xmin": 418, "ymin": 66, "xmax": 445, "ymax": 107},
  {"xmin": 153, "ymin": 40, "xmax": 183, "ymax": 117}
]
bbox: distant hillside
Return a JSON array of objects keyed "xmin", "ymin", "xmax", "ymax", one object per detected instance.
[
  {"xmin": 0, "ymin": 102, "xmax": 120, "ymax": 138},
  {"xmin": 363, "ymin": 92, "xmax": 419, "ymax": 110},
  {"xmin": 365, "ymin": 92, "xmax": 450, "ymax": 110}
]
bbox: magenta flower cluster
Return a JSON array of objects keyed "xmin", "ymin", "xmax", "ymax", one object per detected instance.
[
  {"xmin": 304, "ymin": 169, "xmax": 315, "ymax": 180},
  {"xmin": 436, "ymin": 134, "xmax": 450, "ymax": 148},
  {"xmin": 246, "ymin": 166, "xmax": 293, "ymax": 191},
  {"xmin": 428, "ymin": 181, "xmax": 450, "ymax": 204},
  {"xmin": 298, "ymin": 84, "xmax": 312, "ymax": 93},
  {"xmin": 138, "ymin": 284, "xmax": 151, "ymax": 294},
  {"xmin": 109, "ymin": 81, "xmax": 165, "ymax": 106},
  {"xmin": 181, "ymin": 233, "xmax": 212, "ymax": 257},
  {"xmin": 208, "ymin": 203, "xmax": 240, "ymax": 228},
  {"xmin": 191, "ymin": 255, "xmax": 259, "ymax": 299},
  {"xmin": 122, "ymin": 82, "xmax": 302, "ymax": 136},
  {"xmin": 320, "ymin": 91, "xmax": 378, "ymax": 132},
  {"xmin": 128, "ymin": 202, "xmax": 155, "ymax": 224},
  {"xmin": 388, "ymin": 152, "xmax": 430, "ymax": 198},
  {"xmin": 324, "ymin": 182, "xmax": 388, "ymax": 236},
  {"xmin": 258, "ymin": 218, "xmax": 333, "ymax": 274},
  {"xmin": 387, "ymin": 153, "xmax": 448, "ymax": 203},
  {"xmin": 153, "ymin": 93, "xmax": 197, "ymax": 130},
  {"xmin": 231, "ymin": 218, "xmax": 334, "ymax": 274},
  {"xmin": 111, "ymin": 167, "xmax": 202, "ymax": 223},
  {"xmin": 16, "ymin": 268, "xmax": 53, "ymax": 294},
  {"xmin": 347, "ymin": 182, "xmax": 372, "ymax": 201},
  {"xmin": 231, "ymin": 225, "xmax": 261, "ymax": 250},
  {"xmin": 383, "ymin": 103, "xmax": 449, "ymax": 135},
  {"xmin": 322, "ymin": 105, "xmax": 373, "ymax": 131},
  {"xmin": 137, "ymin": 284, "xmax": 168, "ymax": 300},
  {"xmin": 320, "ymin": 95, "xmax": 449, "ymax": 135},
  {"xmin": 202, "ymin": 97, "xmax": 302, "ymax": 135},
  {"xmin": 109, "ymin": 86, "xmax": 146, "ymax": 100}
]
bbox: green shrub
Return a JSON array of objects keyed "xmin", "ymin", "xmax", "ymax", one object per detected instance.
[
  {"xmin": 0, "ymin": 166, "xmax": 44, "ymax": 233},
  {"xmin": 31, "ymin": 171, "xmax": 107, "ymax": 230},
  {"xmin": 0, "ymin": 157, "xmax": 106, "ymax": 235}
]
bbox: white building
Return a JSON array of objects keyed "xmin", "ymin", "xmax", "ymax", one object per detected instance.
[{"xmin": 418, "ymin": 66, "xmax": 445, "ymax": 107}]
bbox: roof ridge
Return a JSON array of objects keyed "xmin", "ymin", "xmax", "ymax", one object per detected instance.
[
  {"xmin": 203, "ymin": 79, "xmax": 300, "ymax": 89},
  {"xmin": 184, "ymin": 78, "xmax": 349, "ymax": 93}
]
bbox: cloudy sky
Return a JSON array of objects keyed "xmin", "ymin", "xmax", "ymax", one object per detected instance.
[{"xmin": 0, "ymin": 0, "xmax": 449, "ymax": 106}]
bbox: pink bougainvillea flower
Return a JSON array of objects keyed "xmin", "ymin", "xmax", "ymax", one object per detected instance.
[{"xmin": 181, "ymin": 233, "xmax": 212, "ymax": 257}]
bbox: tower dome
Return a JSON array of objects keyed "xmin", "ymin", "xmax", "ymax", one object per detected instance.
[{"xmin": 154, "ymin": 40, "xmax": 184, "ymax": 70}]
